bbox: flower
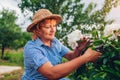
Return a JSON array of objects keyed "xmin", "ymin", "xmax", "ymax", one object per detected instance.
[
  {"xmin": 67, "ymin": 30, "xmax": 83, "ymax": 49},
  {"xmin": 104, "ymin": 23, "xmax": 120, "ymax": 40}
]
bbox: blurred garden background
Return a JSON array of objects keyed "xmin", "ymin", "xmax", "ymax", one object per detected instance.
[{"xmin": 0, "ymin": 0, "xmax": 120, "ymax": 80}]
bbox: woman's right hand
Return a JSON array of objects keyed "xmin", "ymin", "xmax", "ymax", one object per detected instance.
[{"xmin": 82, "ymin": 48, "xmax": 102, "ymax": 62}]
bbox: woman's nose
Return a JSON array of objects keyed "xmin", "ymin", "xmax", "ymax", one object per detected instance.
[{"xmin": 50, "ymin": 25, "xmax": 56, "ymax": 31}]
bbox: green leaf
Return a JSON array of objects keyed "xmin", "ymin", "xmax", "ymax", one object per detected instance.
[{"xmin": 114, "ymin": 60, "xmax": 120, "ymax": 65}]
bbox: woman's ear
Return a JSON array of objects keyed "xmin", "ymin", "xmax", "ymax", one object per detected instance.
[
  {"xmin": 36, "ymin": 29, "xmax": 41, "ymax": 34},
  {"xmin": 32, "ymin": 30, "xmax": 38, "ymax": 40}
]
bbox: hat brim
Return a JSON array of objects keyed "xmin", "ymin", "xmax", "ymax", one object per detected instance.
[{"xmin": 27, "ymin": 14, "xmax": 62, "ymax": 32}]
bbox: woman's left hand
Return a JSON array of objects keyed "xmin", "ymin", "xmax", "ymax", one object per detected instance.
[{"xmin": 76, "ymin": 36, "xmax": 91, "ymax": 53}]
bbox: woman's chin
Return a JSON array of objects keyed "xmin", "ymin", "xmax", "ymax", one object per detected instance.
[{"xmin": 48, "ymin": 37, "xmax": 54, "ymax": 40}]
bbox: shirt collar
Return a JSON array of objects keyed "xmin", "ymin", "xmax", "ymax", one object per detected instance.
[{"xmin": 35, "ymin": 37, "xmax": 56, "ymax": 47}]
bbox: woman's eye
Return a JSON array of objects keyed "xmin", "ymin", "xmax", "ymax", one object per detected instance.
[
  {"xmin": 53, "ymin": 25, "xmax": 57, "ymax": 27},
  {"xmin": 44, "ymin": 25, "xmax": 56, "ymax": 29},
  {"xmin": 45, "ymin": 27, "xmax": 50, "ymax": 29}
]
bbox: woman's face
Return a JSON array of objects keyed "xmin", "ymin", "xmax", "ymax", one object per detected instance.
[{"xmin": 37, "ymin": 19, "xmax": 57, "ymax": 41}]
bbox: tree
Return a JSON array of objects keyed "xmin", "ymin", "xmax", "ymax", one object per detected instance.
[
  {"xmin": 18, "ymin": 0, "xmax": 120, "ymax": 43},
  {"xmin": 0, "ymin": 9, "xmax": 22, "ymax": 59},
  {"xmin": 19, "ymin": 0, "xmax": 100, "ymax": 44}
]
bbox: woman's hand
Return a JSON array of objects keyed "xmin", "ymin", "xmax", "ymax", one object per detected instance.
[
  {"xmin": 83, "ymin": 48, "xmax": 102, "ymax": 62},
  {"xmin": 75, "ymin": 36, "xmax": 91, "ymax": 53}
]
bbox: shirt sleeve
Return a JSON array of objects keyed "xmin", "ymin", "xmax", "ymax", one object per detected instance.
[
  {"xmin": 54, "ymin": 37, "xmax": 70, "ymax": 57},
  {"xmin": 24, "ymin": 47, "xmax": 49, "ymax": 70},
  {"xmin": 32, "ymin": 49, "xmax": 49, "ymax": 70},
  {"xmin": 60, "ymin": 44, "xmax": 70, "ymax": 56}
]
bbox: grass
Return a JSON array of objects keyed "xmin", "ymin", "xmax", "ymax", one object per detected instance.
[
  {"xmin": 0, "ymin": 49, "xmax": 24, "ymax": 66},
  {"xmin": 0, "ymin": 49, "xmax": 24, "ymax": 80},
  {"xmin": 0, "ymin": 69, "xmax": 24, "ymax": 80},
  {"xmin": 0, "ymin": 59, "xmax": 20, "ymax": 66}
]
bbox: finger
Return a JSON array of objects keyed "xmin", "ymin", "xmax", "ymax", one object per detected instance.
[
  {"xmin": 80, "ymin": 35, "xmax": 89, "ymax": 40},
  {"xmin": 92, "ymin": 56, "xmax": 101, "ymax": 63}
]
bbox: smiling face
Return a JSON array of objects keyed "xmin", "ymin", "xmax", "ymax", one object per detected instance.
[{"xmin": 36, "ymin": 19, "xmax": 57, "ymax": 41}]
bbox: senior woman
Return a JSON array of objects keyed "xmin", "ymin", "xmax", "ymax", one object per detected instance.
[{"xmin": 21, "ymin": 9, "xmax": 101, "ymax": 80}]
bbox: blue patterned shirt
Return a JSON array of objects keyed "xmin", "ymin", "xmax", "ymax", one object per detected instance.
[{"xmin": 22, "ymin": 37, "xmax": 70, "ymax": 80}]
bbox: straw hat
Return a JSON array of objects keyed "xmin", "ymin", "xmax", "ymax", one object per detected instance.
[{"xmin": 27, "ymin": 9, "xmax": 62, "ymax": 32}]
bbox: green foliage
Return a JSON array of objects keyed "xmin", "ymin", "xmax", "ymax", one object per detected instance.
[
  {"xmin": 0, "ymin": 9, "xmax": 21, "ymax": 48},
  {"xmin": 6, "ymin": 53, "xmax": 23, "ymax": 66},
  {"xmin": 0, "ymin": 9, "xmax": 31, "ymax": 59},
  {"xmin": 0, "ymin": 52, "xmax": 24, "ymax": 66},
  {"xmin": 70, "ymin": 32, "xmax": 120, "ymax": 80},
  {"xmin": 0, "ymin": 9, "xmax": 30, "ymax": 49},
  {"xmin": 0, "ymin": 9, "xmax": 21, "ymax": 59},
  {"xmin": 15, "ymin": 32, "xmax": 31, "ymax": 49},
  {"xmin": 19, "ymin": 0, "xmax": 65, "ymax": 13}
]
